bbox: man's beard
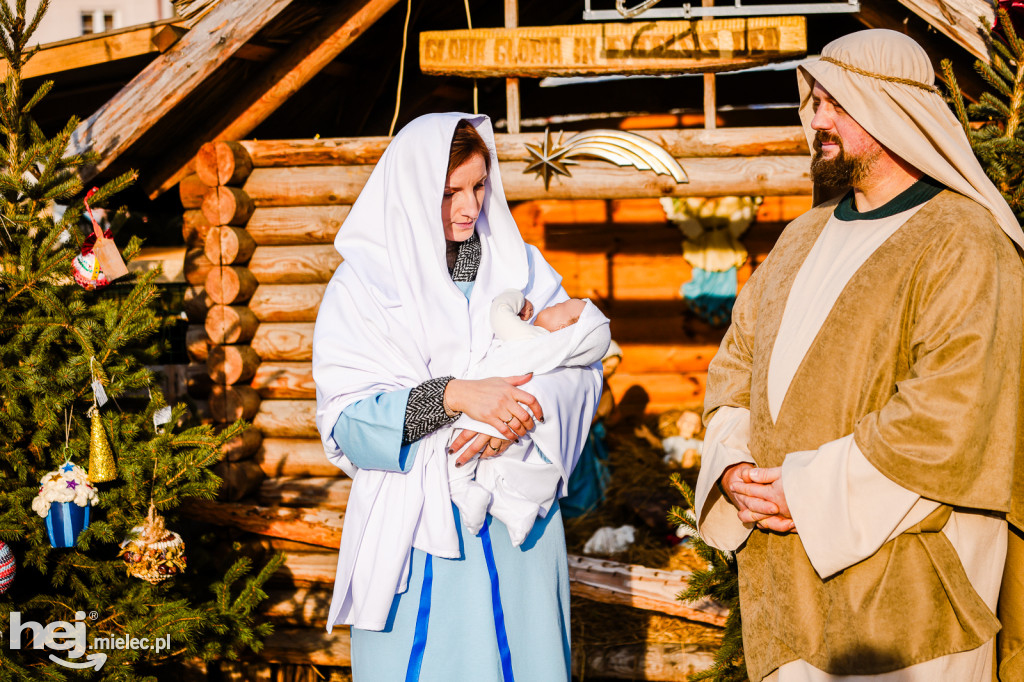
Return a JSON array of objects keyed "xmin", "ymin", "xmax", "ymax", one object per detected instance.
[{"xmin": 810, "ymin": 132, "xmax": 879, "ymax": 191}]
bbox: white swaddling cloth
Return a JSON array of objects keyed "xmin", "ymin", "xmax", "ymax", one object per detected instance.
[{"xmin": 450, "ymin": 289, "xmax": 611, "ymax": 546}]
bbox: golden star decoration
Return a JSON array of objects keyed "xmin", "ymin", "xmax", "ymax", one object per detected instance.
[{"xmin": 523, "ymin": 128, "xmax": 576, "ymax": 190}]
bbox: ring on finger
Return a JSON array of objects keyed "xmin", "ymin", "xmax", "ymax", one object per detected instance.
[
  {"xmin": 488, "ymin": 442, "xmax": 501, "ymax": 451},
  {"xmin": 503, "ymin": 415, "xmax": 517, "ymax": 424}
]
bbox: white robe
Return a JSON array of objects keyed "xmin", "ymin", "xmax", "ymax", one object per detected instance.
[{"xmin": 696, "ymin": 206, "xmax": 1006, "ymax": 681}]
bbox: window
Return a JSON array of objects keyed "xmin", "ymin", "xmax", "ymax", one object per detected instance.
[{"xmin": 80, "ymin": 10, "xmax": 119, "ymax": 36}]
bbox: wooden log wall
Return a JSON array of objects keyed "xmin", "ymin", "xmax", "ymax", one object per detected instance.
[{"xmin": 180, "ymin": 129, "xmax": 811, "ymax": 679}]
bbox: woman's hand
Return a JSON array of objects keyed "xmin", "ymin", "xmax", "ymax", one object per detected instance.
[
  {"xmin": 445, "ymin": 374, "xmax": 544, "ymax": 447},
  {"xmin": 452, "ymin": 433, "xmax": 513, "ymax": 466}
]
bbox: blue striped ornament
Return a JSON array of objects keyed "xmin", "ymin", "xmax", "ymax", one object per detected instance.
[
  {"xmin": 45, "ymin": 502, "xmax": 91, "ymax": 549},
  {"xmin": 0, "ymin": 540, "xmax": 14, "ymax": 594}
]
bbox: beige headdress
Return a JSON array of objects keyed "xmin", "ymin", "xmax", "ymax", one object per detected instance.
[{"xmin": 797, "ymin": 29, "xmax": 1024, "ymax": 251}]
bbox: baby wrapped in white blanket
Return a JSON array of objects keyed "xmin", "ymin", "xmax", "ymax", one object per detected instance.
[{"xmin": 450, "ymin": 289, "xmax": 611, "ymax": 546}]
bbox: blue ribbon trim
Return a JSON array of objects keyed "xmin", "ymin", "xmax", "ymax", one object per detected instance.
[
  {"xmin": 405, "ymin": 553, "xmax": 433, "ymax": 682},
  {"xmin": 61, "ymin": 503, "xmax": 74, "ymax": 547},
  {"xmin": 480, "ymin": 522, "xmax": 515, "ymax": 682}
]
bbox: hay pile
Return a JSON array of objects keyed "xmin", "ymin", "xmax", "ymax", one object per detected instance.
[{"xmin": 566, "ymin": 420, "xmax": 723, "ymax": 677}]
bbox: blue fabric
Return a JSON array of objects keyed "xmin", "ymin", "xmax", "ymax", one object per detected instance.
[
  {"xmin": 335, "ymin": 388, "xmax": 418, "ymax": 472},
  {"xmin": 480, "ymin": 521, "xmax": 515, "ymax": 682},
  {"xmin": 405, "ymin": 554, "xmax": 433, "ymax": 682},
  {"xmin": 560, "ymin": 420, "xmax": 610, "ymax": 518},
  {"xmin": 681, "ymin": 265, "xmax": 738, "ymax": 327},
  {"xmin": 351, "ymin": 503, "xmax": 570, "ymax": 682}
]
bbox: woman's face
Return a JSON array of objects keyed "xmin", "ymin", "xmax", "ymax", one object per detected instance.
[{"xmin": 442, "ymin": 152, "xmax": 487, "ymax": 242}]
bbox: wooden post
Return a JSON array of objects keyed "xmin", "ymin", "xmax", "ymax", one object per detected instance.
[
  {"xmin": 702, "ymin": 0, "xmax": 716, "ymax": 130},
  {"xmin": 505, "ymin": 0, "xmax": 520, "ymax": 135}
]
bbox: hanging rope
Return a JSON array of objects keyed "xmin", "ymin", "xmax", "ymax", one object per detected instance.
[
  {"xmin": 464, "ymin": 0, "xmax": 479, "ymax": 114},
  {"xmin": 389, "ymin": 0, "xmax": 413, "ymax": 137}
]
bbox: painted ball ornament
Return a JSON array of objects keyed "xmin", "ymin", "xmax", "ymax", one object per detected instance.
[{"xmin": 0, "ymin": 540, "xmax": 15, "ymax": 594}]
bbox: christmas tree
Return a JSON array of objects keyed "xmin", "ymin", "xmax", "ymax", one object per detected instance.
[
  {"xmin": 942, "ymin": 7, "xmax": 1024, "ymax": 222},
  {"xmin": 0, "ymin": 1, "xmax": 282, "ymax": 679}
]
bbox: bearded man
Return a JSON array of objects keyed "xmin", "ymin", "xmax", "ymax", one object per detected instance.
[{"xmin": 695, "ymin": 29, "xmax": 1024, "ymax": 681}]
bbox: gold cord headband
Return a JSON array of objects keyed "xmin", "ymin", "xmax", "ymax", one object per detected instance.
[{"xmin": 819, "ymin": 55, "xmax": 941, "ymax": 95}]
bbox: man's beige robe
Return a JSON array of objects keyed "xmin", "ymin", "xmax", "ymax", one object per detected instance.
[{"xmin": 696, "ymin": 190, "xmax": 1024, "ymax": 681}]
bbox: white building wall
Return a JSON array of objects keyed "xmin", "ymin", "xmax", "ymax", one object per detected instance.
[{"xmin": 24, "ymin": 0, "xmax": 176, "ymax": 45}]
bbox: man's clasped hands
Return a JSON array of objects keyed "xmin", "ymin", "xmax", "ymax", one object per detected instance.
[{"xmin": 720, "ymin": 463, "xmax": 797, "ymax": 533}]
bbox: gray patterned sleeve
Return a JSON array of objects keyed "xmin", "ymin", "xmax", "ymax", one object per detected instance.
[{"xmin": 402, "ymin": 376, "xmax": 459, "ymax": 445}]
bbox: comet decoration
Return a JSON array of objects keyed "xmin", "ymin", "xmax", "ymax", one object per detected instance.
[{"xmin": 523, "ymin": 128, "xmax": 689, "ymax": 190}]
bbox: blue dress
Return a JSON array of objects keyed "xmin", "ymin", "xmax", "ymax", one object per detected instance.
[{"xmin": 332, "ymin": 281, "xmax": 572, "ymax": 682}]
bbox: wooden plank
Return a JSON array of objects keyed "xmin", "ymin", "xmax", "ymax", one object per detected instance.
[
  {"xmin": 420, "ymin": 17, "xmax": 806, "ymax": 77},
  {"xmin": 129, "ymin": 246, "xmax": 186, "ymax": 283},
  {"xmin": 239, "ymin": 156, "xmax": 811, "ymax": 207},
  {"xmin": 259, "ymin": 627, "xmax": 350, "ymax": 667},
  {"xmin": 249, "ymin": 284, "xmax": 326, "ymax": 322},
  {"xmin": 236, "ymin": 127, "xmax": 808, "ymax": 167},
  {"xmin": 250, "ymin": 322, "xmax": 315, "ymax": 361},
  {"xmin": 897, "ymin": 0, "xmax": 991, "ymax": 62},
  {"xmin": 245, "ymin": 206, "xmax": 350, "ymax": 245},
  {"xmin": 259, "ymin": 476, "xmax": 350, "ymax": 509},
  {"xmin": 251, "ymin": 361, "xmax": 316, "ymax": 399},
  {"xmin": 261, "ymin": 586, "xmax": 334, "ymax": 627},
  {"xmin": 0, "ymin": 20, "xmax": 185, "ymax": 80},
  {"xmin": 149, "ymin": 0, "xmax": 401, "ymax": 197},
  {"xmin": 69, "ymin": 0, "xmax": 298, "ymax": 182},
  {"xmin": 248, "ymin": 244, "xmax": 343, "ymax": 283},
  {"xmin": 181, "ymin": 499, "xmax": 342, "ymax": 548},
  {"xmin": 253, "ymin": 399, "xmax": 318, "ymax": 438},
  {"xmin": 574, "ymin": 643, "xmax": 715, "ymax": 682},
  {"xmin": 257, "ymin": 437, "xmax": 342, "ymax": 477},
  {"xmin": 568, "ymin": 555, "xmax": 726, "ymax": 627}
]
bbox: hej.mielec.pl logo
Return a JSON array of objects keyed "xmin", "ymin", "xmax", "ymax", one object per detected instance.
[{"xmin": 5, "ymin": 610, "xmax": 171, "ymax": 670}]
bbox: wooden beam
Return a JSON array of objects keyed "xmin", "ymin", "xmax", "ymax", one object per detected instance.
[
  {"xmin": 897, "ymin": 0, "xmax": 992, "ymax": 62},
  {"xmin": 148, "ymin": 0, "xmax": 402, "ymax": 198},
  {"xmin": 69, "ymin": 0, "xmax": 298, "ymax": 183},
  {"xmin": 505, "ymin": 0, "xmax": 521, "ymax": 134},
  {"xmin": 568, "ymin": 555, "xmax": 726, "ymax": 627},
  {"xmin": 0, "ymin": 19, "xmax": 185, "ymax": 80},
  {"xmin": 233, "ymin": 127, "xmax": 809, "ymax": 167},
  {"xmin": 181, "ymin": 499, "xmax": 343, "ymax": 548},
  {"xmin": 260, "ymin": 627, "xmax": 350, "ymax": 666},
  {"xmin": 253, "ymin": 399, "xmax": 319, "ymax": 438},
  {"xmin": 420, "ymin": 17, "xmax": 807, "ymax": 77},
  {"xmin": 259, "ymin": 476, "xmax": 350, "ymax": 509},
  {"xmin": 237, "ymin": 156, "xmax": 811, "ymax": 206}
]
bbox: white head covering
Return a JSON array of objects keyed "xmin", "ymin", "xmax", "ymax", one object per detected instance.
[
  {"xmin": 312, "ymin": 113, "xmax": 568, "ymax": 631},
  {"xmin": 797, "ymin": 29, "xmax": 1024, "ymax": 251}
]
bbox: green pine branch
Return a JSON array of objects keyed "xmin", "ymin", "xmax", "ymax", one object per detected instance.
[
  {"xmin": 942, "ymin": 8, "xmax": 1024, "ymax": 222},
  {"xmin": 668, "ymin": 474, "xmax": 747, "ymax": 682}
]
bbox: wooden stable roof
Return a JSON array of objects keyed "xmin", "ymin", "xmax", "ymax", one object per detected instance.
[{"xmin": 21, "ymin": 0, "xmax": 994, "ymax": 202}]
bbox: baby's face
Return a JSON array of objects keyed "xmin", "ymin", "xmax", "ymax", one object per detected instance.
[{"xmin": 535, "ymin": 299, "xmax": 586, "ymax": 332}]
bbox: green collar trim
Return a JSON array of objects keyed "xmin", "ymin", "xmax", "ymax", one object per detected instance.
[{"xmin": 834, "ymin": 176, "xmax": 945, "ymax": 221}]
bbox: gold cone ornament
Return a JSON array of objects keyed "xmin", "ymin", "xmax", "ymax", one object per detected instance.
[{"xmin": 87, "ymin": 404, "xmax": 116, "ymax": 482}]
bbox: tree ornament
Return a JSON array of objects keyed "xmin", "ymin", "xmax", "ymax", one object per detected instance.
[
  {"xmin": 0, "ymin": 540, "xmax": 15, "ymax": 594},
  {"xmin": 31, "ymin": 462, "xmax": 98, "ymax": 548},
  {"xmin": 87, "ymin": 404, "xmax": 116, "ymax": 483},
  {"xmin": 119, "ymin": 504, "xmax": 186, "ymax": 583},
  {"xmin": 72, "ymin": 228, "xmax": 114, "ymax": 290}
]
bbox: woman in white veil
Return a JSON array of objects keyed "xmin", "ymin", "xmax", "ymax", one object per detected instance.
[{"xmin": 313, "ymin": 113, "xmax": 602, "ymax": 681}]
